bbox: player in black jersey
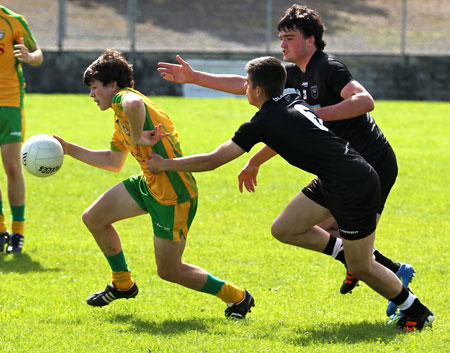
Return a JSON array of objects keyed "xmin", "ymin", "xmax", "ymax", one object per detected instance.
[
  {"xmin": 250, "ymin": 4, "xmax": 417, "ymax": 317},
  {"xmin": 149, "ymin": 57, "xmax": 434, "ymax": 331},
  {"xmin": 156, "ymin": 4, "xmax": 415, "ymax": 318}
]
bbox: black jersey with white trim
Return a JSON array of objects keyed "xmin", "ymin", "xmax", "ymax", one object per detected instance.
[
  {"xmin": 231, "ymin": 95, "xmax": 375, "ymax": 198},
  {"xmin": 285, "ymin": 50, "xmax": 388, "ymax": 158}
]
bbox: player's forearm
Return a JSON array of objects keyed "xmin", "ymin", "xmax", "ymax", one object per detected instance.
[
  {"xmin": 65, "ymin": 143, "xmax": 123, "ymax": 172},
  {"xmin": 248, "ymin": 145, "xmax": 278, "ymax": 167},
  {"xmin": 193, "ymin": 72, "xmax": 246, "ymax": 95},
  {"xmin": 148, "ymin": 139, "xmax": 243, "ymax": 174},
  {"xmin": 316, "ymin": 93, "xmax": 374, "ymax": 121},
  {"xmin": 161, "ymin": 153, "xmax": 222, "ymax": 173}
]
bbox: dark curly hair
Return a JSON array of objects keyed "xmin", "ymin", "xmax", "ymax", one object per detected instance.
[
  {"xmin": 83, "ymin": 49, "xmax": 134, "ymax": 88},
  {"xmin": 245, "ymin": 56, "xmax": 286, "ymax": 99},
  {"xmin": 277, "ymin": 5, "xmax": 326, "ymax": 50}
]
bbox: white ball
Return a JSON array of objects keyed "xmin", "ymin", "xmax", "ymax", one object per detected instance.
[{"xmin": 21, "ymin": 134, "xmax": 64, "ymax": 177}]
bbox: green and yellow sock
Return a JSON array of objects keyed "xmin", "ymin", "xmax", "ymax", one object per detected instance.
[
  {"xmin": 11, "ymin": 205, "xmax": 25, "ymax": 235},
  {"xmin": 105, "ymin": 249, "xmax": 133, "ymax": 290},
  {"xmin": 200, "ymin": 273, "xmax": 244, "ymax": 304},
  {"xmin": 112, "ymin": 271, "xmax": 133, "ymax": 290}
]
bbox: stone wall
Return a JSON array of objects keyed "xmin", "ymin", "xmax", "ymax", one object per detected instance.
[{"xmin": 22, "ymin": 51, "xmax": 450, "ymax": 101}]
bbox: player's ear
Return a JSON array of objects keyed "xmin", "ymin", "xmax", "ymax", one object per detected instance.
[{"xmin": 256, "ymin": 86, "xmax": 263, "ymax": 97}]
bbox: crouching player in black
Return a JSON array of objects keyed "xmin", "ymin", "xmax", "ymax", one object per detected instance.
[{"xmin": 147, "ymin": 56, "xmax": 434, "ymax": 331}]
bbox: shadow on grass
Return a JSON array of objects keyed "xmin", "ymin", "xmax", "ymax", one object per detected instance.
[
  {"xmin": 289, "ymin": 320, "xmax": 402, "ymax": 346},
  {"xmin": 113, "ymin": 314, "xmax": 213, "ymax": 335},
  {"xmin": 109, "ymin": 314, "xmax": 403, "ymax": 344},
  {"xmin": 0, "ymin": 253, "xmax": 59, "ymax": 273}
]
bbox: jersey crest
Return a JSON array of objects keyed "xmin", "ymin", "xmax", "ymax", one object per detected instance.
[{"xmin": 311, "ymin": 85, "xmax": 319, "ymax": 99}]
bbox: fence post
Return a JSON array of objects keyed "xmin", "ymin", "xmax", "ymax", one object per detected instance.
[
  {"xmin": 128, "ymin": 0, "xmax": 138, "ymax": 53},
  {"xmin": 266, "ymin": 0, "xmax": 272, "ymax": 53},
  {"xmin": 401, "ymin": 0, "xmax": 407, "ymax": 55},
  {"xmin": 58, "ymin": 0, "xmax": 66, "ymax": 51}
]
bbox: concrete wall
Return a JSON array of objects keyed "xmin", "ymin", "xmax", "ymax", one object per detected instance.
[{"xmin": 22, "ymin": 51, "xmax": 450, "ymax": 101}]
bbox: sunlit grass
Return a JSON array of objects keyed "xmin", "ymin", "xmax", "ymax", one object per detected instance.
[{"xmin": 0, "ymin": 95, "xmax": 448, "ymax": 352}]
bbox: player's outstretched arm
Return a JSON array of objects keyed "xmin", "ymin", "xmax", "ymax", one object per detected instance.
[
  {"xmin": 147, "ymin": 139, "xmax": 245, "ymax": 174},
  {"xmin": 238, "ymin": 145, "xmax": 278, "ymax": 193},
  {"xmin": 53, "ymin": 135, "xmax": 128, "ymax": 172},
  {"xmin": 157, "ymin": 55, "xmax": 247, "ymax": 95}
]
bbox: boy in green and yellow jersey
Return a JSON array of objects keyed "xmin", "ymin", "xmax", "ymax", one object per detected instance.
[
  {"xmin": 0, "ymin": 6, "xmax": 43, "ymax": 253},
  {"xmin": 53, "ymin": 49, "xmax": 254, "ymax": 319}
]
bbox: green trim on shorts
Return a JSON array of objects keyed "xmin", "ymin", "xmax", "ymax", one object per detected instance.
[
  {"xmin": 0, "ymin": 106, "xmax": 23, "ymax": 145},
  {"xmin": 123, "ymin": 174, "xmax": 197, "ymax": 241}
]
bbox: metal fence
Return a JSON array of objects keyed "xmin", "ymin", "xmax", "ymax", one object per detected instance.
[{"xmin": 5, "ymin": 0, "xmax": 450, "ymax": 55}]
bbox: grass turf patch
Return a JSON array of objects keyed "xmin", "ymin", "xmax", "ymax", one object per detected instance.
[{"xmin": 0, "ymin": 95, "xmax": 448, "ymax": 352}]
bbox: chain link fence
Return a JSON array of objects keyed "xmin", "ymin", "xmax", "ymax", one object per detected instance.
[{"xmin": 4, "ymin": 0, "xmax": 450, "ymax": 55}]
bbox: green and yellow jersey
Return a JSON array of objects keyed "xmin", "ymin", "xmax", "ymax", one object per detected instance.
[
  {"xmin": 111, "ymin": 88, "xmax": 198, "ymax": 205},
  {"xmin": 0, "ymin": 6, "xmax": 37, "ymax": 108}
]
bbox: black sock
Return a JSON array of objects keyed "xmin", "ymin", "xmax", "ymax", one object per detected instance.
[
  {"xmin": 335, "ymin": 249, "xmax": 346, "ymax": 266},
  {"xmin": 390, "ymin": 286, "xmax": 410, "ymax": 305},
  {"xmin": 390, "ymin": 287, "xmax": 426, "ymax": 318},
  {"xmin": 322, "ymin": 234, "xmax": 336, "ymax": 256},
  {"xmin": 402, "ymin": 298, "xmax": 426, "ymax": 318},
  {"xmin": 323, "ymin": 235, "xmax": 346, "ymax": 266},
  {"xmin": 373, "ymin": 249, "xmax": 401, "ymax": 273}
]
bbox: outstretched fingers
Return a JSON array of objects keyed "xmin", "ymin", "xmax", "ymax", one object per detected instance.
[
  {"xmin": 157, "ymin": 55, "xmax": 193, "ymax": 83},
  {"xmin": 238, "ymin": 173, "xmax": 257, "ymax": 193}
]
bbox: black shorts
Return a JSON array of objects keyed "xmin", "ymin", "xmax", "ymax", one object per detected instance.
[
  {"xmin": 302, "ymin": 171, "xmax": 380, "ymax": 241},
  {"xmin": 365, "ymin": 144, "xmax": 398, "ymax": 214}
]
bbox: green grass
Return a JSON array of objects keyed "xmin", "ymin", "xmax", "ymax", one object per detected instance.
[{"xmin": 0, "ymin": 95, "xmax": 449, "ymax": 353}]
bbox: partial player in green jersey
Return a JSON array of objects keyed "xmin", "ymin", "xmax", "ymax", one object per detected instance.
[{"xmin": 0, "ymin": 6, "xmax": 43, "ymax": 253}]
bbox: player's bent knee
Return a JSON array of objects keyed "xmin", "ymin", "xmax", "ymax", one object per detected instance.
[
  {"xmin": 271, "ymin": 223, "xmax": 291, "ymax": 243},
  {"xmin": 271, "ymin": 220, "xmax": 308, "ymax": 243},
  {"xmin": 81, "ymin": 210, "xmax": 90, "ymax": 228},
  {"xmin": 270, "ymin": 223, "xmax": 283, "ymax": 241},
  {"xmin": 81, "ymin": 208, "xmax": 98, "ymax": 229}
]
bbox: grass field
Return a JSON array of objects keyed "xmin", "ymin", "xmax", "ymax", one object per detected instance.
[{"xmin": 0, "ymin": 95, "xmax": 449, "ymax": 353}]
